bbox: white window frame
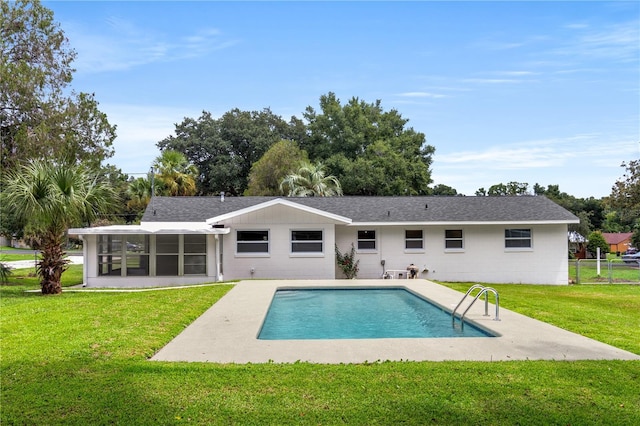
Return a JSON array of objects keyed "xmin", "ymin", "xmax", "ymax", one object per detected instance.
[
  {"xmin": 290, "ymin": 229, "xmax": 324, "ymax": 256},
  {"xmin": 357, "ymin": 230, "xmax": 377, "ymax": 252},
  {"xmin": 445, "ymin": 229, "xmax": 464, "ymax": 251},
  {"xmin": 236, "ymin": 230, "xmax": 270, "ymax": 257},
  {"xmin": 405, "ymin": 229, "xmax": 424, "ymax": 252},
  {"xmin": 505, "ymin": 228, "xmax": 533, "ymax": 250}
]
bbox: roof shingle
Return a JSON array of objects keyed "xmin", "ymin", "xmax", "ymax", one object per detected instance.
[{"xmin": 141, "ymin": 196, "xmax": 578, "ymax": 224}]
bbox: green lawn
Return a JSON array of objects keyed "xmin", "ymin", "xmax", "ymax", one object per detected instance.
[
  {"xmin": 2, "ymin": 266, "xmax": 639, "ymax": 425},
  {"xmin": 0, "ymin": 252, "xmax": 39, "ymax": 262},
  {"xmin": 569, "ymin": 259, "xmax": 640, "ymax": 284}
]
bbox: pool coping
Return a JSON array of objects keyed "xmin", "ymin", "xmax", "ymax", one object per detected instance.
[{"xmin": 151, "ymin": 279, "xmax": 640, "ymax": 364}]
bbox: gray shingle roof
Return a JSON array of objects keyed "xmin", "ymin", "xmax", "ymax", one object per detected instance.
[{"xmin": 141, "ymin": 196, "xmax": 579, "ymax": 224}]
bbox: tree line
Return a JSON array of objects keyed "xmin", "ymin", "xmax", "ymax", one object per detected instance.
[{"xmin": 156, "ymin": 92, "xmax": 435, "ymax": 198}]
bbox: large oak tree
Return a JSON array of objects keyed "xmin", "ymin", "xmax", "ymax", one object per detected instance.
[
  {"xmin": 302, "ymin": 92, "xmax": 435, "ymax": 195},
  {"xmin": 1, "ymin": 0, "xmax": 115, "ymax": 170},
  {"xmin": 158, "ymin": 109, "xmax": 298, "ymax": 196}
]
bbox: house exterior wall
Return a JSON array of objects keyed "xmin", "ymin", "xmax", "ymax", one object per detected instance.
[
  {"xmin": 77, "ymin": 203, "xmax": 571, "ymax": 286},
  {"xmin": 336, "ymin": 224, "xmax": 570, "ymax": 285},
  {"xmin": 220, "ymin": 204, "xmax": 338, "ymax": 280}
]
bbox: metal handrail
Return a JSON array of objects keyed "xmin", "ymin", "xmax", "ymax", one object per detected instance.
[
  {"xmin": 451, "ymin": 284, "xmax": 486, "ymax": 326},
  {"xmin": 452, "ymin": 285, "xmax": 500, "ymax": 330}
]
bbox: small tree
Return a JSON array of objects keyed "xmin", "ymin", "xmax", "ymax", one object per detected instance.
[
  {"xmin": 586, "ymin": 231, "xmax": 609, "ymax": 258},
  {"xmin": 335, "ymin": 243, "xmax": 359, "ymax": 279},
  {"xmin": 245, "ymin": 140, "xmax": 308, "ymax": 195},
  {"xmin": 4, "ymin": 160, "xmax": 117, "ymax": 294}
]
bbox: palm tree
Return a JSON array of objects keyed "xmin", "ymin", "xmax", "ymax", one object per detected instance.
[
  {"xmin": 126, "ymin": 176, "xmax": 152, "ymax": 214},
  {"xmin": 4, "ymin": 160, "xmax": 117, "ymax": 294},
  {"xmin": 153, "ymin": 150, "xmax": 199, "ymax": 196},
  {"xmin": 280, "ymin": 161, "xmax": 343, "ymax": 197}
]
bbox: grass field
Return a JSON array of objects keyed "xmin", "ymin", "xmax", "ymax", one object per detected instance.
[
  {"xmin": 0, "ymin": 252, "xmax": 39, "ymax": 262},
  {"xmin": 569, "ymin": 259, "xmax": 640, "ymax": 284},
  {"xmin": 2, "ymin": 265, "xmax": 639, "ymax": 425}
]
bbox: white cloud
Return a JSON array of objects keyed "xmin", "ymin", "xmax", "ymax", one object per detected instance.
[
  {"xmin": 462, "ymin": 78, "xmax": 523, "ymax": 85},
  {"xmin": 432, "ymin": 135, "xmax": 638, "ymax": 198},
  {"xmin": 397, "ymin": 92, "xmax": 448, "ymax": 99},
  {"xmin": 495, "ymin": 71, "xmax": 539, "ymax": 76},
  {"xmin": 554, "ymin": 20, "xmax": 640, "ymax": 63},
  {"xmin": 65, "ymin": 17, "xmax": 238, "ymax": 74},
  {"xmin": 101, "ymin": 104, "xmax": 202, "ymax": 174},
  {"xmin": 564, "ymin": 23, "xmax": 589, "ymax": 30}
]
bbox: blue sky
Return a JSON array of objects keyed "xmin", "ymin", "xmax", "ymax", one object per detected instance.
[{"xmin": 45, "ymin": 1, "xmax": 639, "ymax": 198}]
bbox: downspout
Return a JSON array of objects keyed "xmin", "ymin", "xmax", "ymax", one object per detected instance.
[
  {"xmin": 215, "ymin": 234, "xmax": 223, "ymax": 282},
  {"xmin": 80, "ymin": 235, "xmax": 88, "ymax": 287}
]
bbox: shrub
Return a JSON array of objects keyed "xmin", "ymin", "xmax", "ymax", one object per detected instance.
[{"xmin": 335, "ymin": 243, "xmax": 359, "ymax": 279}]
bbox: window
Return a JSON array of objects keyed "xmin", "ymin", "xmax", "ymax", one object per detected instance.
[
  {"xmin": 445, "ymin": 230, "xmax": 464, "ymax": 250},
  {"xmin": 405, "ymin": 230, "xmax": 423, "ymax": 250},
  {"xmin": 98, "ymin": 234, "xmax": 149, "ymax": 276},
  {"xmin": 291, "ymin": 230, "xmax": 323, "ymax": 253},
  {"xmin": 236, "ymin": 230, "xmax": 269, "ymax": 254},
  {"xmin": 357, "ymin": 230, "xmax": 376, "ymax": 250},
  {"xmin": 505, "ymin": 229, "xmax": 532, "ymax": 249}
]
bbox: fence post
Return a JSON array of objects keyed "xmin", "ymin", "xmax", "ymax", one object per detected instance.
[{"xmin": 575, "ymin": 259, "xmax": 581, "ymax": 284}]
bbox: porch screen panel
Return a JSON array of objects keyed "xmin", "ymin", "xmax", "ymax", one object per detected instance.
[
  {"xmin": 98, "ymin": 235, "xmax": 122, "ymax": 276},
  {"xmin": 156, "ymin": 234, "xmax": 179, "ymax": 276},
  {"xmin": 126, "ymin": 235, "xmax": 149, "ymax": 276},
  {"xmin": 184, "ymin": 234, "xmax": 206, "ymax": 275}
]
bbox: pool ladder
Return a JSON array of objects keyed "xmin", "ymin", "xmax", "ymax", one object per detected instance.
[{"xmin": 452, "ymin": 285, "xmax": 500, "ymax": 330}]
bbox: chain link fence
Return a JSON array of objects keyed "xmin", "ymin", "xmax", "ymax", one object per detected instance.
[{"xmin": 573, "ymin": 259, "xmax": 640, "ymax": 284}]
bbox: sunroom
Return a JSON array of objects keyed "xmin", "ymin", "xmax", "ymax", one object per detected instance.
[{"xmin": 69, "ymin": 223, "xmax": 229, "ymax": 288}]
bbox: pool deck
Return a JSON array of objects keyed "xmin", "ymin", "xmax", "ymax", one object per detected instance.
[{"xmin": 151, "ymin": 280, "xmax": 640, "ymax": 364}]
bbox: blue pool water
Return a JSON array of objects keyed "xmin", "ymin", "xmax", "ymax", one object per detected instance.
[{"xmin": 258, "ymin": 288, "xmax": 494, "ymax": 340}]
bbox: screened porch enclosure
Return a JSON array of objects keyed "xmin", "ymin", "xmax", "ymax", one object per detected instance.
[{"xmin": 97, "ymin": 233, "xmax": 209, "ymax": 278}]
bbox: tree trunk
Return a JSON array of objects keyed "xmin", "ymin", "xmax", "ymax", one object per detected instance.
[{"xmin": 37, "ymin": 230, "xmax": 69, "ymax": 295}]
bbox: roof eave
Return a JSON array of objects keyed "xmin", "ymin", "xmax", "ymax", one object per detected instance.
[
  {"xmin": 348, "ymin": 219, "xmax": 579, "ymax": 226},
  {"xmin": 68, "ymin": 224, "xmax": 230, "ymax": 235}
]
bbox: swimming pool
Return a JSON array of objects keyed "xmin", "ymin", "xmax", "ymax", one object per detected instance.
[{"xmin": 258, "ymin": 288, "xmax": 495, "ymax": 339}]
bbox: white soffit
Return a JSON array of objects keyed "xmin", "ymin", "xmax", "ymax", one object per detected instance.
[{"xmin": 69, "ymin": 223, "xmax": 230, "ymax": 235}]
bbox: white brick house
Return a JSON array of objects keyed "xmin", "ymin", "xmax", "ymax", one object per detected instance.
[{"xmin": 69, "ymin": 195, "xmax": 579, "ymax": 287}]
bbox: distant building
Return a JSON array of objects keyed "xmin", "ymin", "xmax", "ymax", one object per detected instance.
[{"xmin": 602, "ymin": 232, "xmax": 634, "ymax": 255}]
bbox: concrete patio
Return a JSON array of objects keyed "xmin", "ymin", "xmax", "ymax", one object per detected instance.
[{"xmin": 151, "ymin": 279, "xmax": 640, "ymax": 364}]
